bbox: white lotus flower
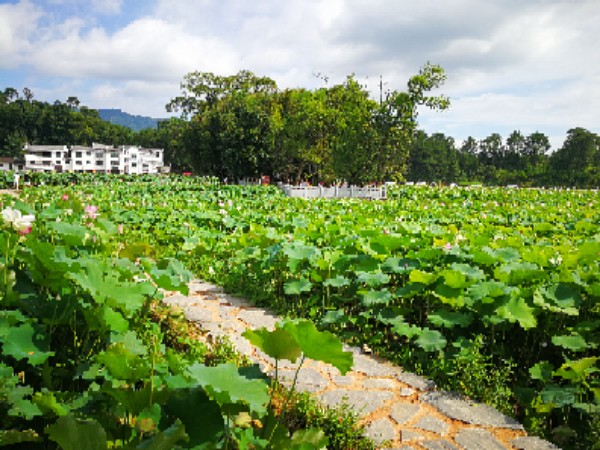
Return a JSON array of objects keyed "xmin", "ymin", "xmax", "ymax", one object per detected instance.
[{"xmin": 2, "ymin": 207, "xmax": 35, "ymax": 234}]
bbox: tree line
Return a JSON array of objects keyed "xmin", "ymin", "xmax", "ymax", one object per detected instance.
[
  {"xmin": 0, "ymin": 88, "xmax": 135, "ymax": 154},
  {"xmin": 1, "ymin": 66, "xmax": 599, "ymax": 187}
]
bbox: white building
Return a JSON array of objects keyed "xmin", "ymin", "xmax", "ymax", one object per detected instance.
[
  {"xmin": 22, "ymin": 143, "xmax": 167, "ymax": 174},
  {"xmin": 0, "ymin": 157, "xmax": 25, "ymax": 172},
  {"xmin": 24, "ymin": 145, "xmax": 69, "ymax": 172}
]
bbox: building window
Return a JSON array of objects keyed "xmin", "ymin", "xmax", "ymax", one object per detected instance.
[
  {"xmin": 96, "ymin": 160, "xmax": 103, "ymax": 166},
  {"xmin": 75, "ymin": 151, "xmax": 82, "ymax": 158}
]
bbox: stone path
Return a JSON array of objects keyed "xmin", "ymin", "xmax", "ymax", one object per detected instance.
[{"xmin": 163, "ymin": 280, "xmax": 559, "ymax": 450}]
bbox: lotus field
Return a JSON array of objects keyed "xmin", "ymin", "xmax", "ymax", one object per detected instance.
[{"xmin": 2, "ymin": 175, "xmax": 599, "ymax": 448}]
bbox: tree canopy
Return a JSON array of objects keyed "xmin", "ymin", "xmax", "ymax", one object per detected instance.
[
  {"xmin": 1, "ymin": 69, "xmax": 598, "ymax": 188},
  {"xmin": 166, "ymin": 64, "xmax": 450, "ymax": 184}
]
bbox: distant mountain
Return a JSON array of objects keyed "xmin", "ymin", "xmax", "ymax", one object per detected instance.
[{"xmin": 98, "ymin": 109, "xmax": 163, "ymax": 131}]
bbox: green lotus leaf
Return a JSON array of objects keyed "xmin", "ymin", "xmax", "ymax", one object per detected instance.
[
  {"xmin": 2, "ymin": 323, "xmax": 54, "ymax": 366},
  {"xmin": 553, "ymin": 357, "xmax": 599, "ymax": 383},
  {"xmin": 284, "ymin": 278, "xmax": 313, "ymax": 295},
  {"xmin": 442, "ymin": 270, "xmax": 468, "ymax": 289},
  {"xmin": 540, "ymin": 384, "xmax": 579, "ymax": 407},
  {"xmin": 187, "ymin": 363, "xmax": 270, "ymax": 415},
  {"xmin": 529, "ymin": 361, "xmax": 554, "ymax": 382},
  {"xmin": 409, "ymin": 270, "xmax": 438, "ymax": 285},
  {"xmin": 46, "ymin": 414, "xmax": 107, "ymax": 450},
  {"xmin": 428, "ymin": 310, "xmax": 474, "ymax": 328},
  {"xmin": 243, "ymin": 327, "xmax": 302, "ymax": 362},
  {"xmin": 551, "ymin": 334, "xmax": 589, "ymax": 352},
  {"xmin": 381, "ymin": 257, "xmax": 419, "ymax": 274},
  {"xmin": 323, "ymin": 275, "xmax": 350, "ymax": 287},
  {"xmin": 361, "ymin": 289, "xmax": 393, "ymax": 306},
  {"xmin": 415, "ymin": 328, "xmax": 447, "ymax": 352},
  {"xmin": 533, "ymin": 283, "xmax": 582, "ymax": 316},
  {"xmin": 495, "ymin": 296, "xmax": 537, "ymax": 329},
  {"xmin": 494, "ymin": 262, "xmax": 545, "ymax": 284},
  {"xmin": 356, "ymin": 271, "xmax": 390, "ymax": 287},
  {"xmin": 282, "ymin": 320, "xmax": 353, "ymax": 375}
]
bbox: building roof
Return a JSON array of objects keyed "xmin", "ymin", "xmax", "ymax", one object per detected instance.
[{"xmin": 25, "ymin": 145, "xmax": 67, "ymax": 151}]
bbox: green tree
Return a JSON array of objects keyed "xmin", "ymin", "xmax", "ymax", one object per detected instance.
[
  {"xmin": 328, "ymin": 76, "xmax": 378, "ymax": 184},
  {"xmin": 549, "ymin": 128, "xmax": 599, "ymax": 186},
  {"xmin": 408, "ymin": 131, "xmax": 459, "ymax": 182},
  {"xmin": 457, "ymin": 136, "xmax": 480, "ymax": 182},
  {"xmin": 167, "ymin": 70, "xmax": 279, "ymax": 179},
  {"xmin": 273, "ymin": 88, "xmax": 333, "ymax": 183}
]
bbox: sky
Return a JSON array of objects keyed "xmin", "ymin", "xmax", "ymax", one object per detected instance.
[{"xmin": 1, "ymin": 0, "xmax": 599, "ymax": 150}]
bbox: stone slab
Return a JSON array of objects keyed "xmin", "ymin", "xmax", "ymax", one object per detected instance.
[
  {"xmin": 365, "ymin": 418, "xmax": 396, "ymax": 443},
  {"xmin": 390, "ymin": 403, "xmax": 421, "ymax": 425},
  {"xmin": 413, "ymin": 415, "xmax": 450, "ymax": 435},
  {"xmin": 421, "ymin": 391, "xmax": 523, "ymax": 429},
  {"xmin": 454, "ymin": 428, "xmax": 506, "ymax": 450},
  {"xmin": 420, "ymin": 440, "xmax": 461, "ymax": 450},
  {"xmin": 512, "ymin": 436, "xmax": 560, "ymax": 450},
  {"xmin": 320, "ymin": 389, "xmax": 394, "ymax": 415}
]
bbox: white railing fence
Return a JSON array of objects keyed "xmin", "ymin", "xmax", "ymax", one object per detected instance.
[{"xmin": 279, "ymin": 184, "xmax": 387, "ymax": 200}]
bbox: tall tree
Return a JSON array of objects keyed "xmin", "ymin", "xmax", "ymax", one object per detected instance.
[{"xmin": 550, "ymin": 128, "xmax": 599, "ymax": 186}]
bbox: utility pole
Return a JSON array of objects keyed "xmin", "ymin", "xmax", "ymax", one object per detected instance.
[{"xmin": 379, "ymin": 75, "xmax": 383, "ymax": 106}]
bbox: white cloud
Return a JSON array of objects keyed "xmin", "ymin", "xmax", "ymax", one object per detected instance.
[
  {"xmin": 30, "ymin": 17, "xmax": 239, "ymax": 81},
  {"xmin": 0, "ymin": 0, "xmax": 598, "ymax": 143},
  {"xmin": 0, "ymin": 1, "xmax": 43, "ymax": 68}
]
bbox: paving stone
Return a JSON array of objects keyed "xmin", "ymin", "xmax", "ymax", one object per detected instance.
[
  {"xmin": 422, "ymin": 391, "xmax": 523, "ymax": 429},
  {"xmin": 236, "ymin": 309, "xmax": 278, "ymax": 329},
  {"xmin": 217, "ymin": 319, "xmax": 246, "ymax": 333},
  {"xmin": 454, "ymin": 428, "xmax": 506, "ymax": 450},
  {"xmin": 181, "ymin": 307, "xmax": 215, "ymax": 322},
  {"xmin": 512, "ymin": 436, "xmax": 560, "ymax": 450},
  {"xmin": 320, "ymin": 389, "xmax": 394, "ymax": 415},
  {"xmin": 218, "ymin": 295, "xmax": 252, "ymax": 308},
  {"xmin": 277, "ymin": 368, "xmax": 329, "ymax": 393},
  {"xmin": 226, "ymin": 334, "xmax": 253, "ymax": 355},
  {"xmin": 413, "ymin": 416, "xmax": 450, "ymax": 435},
  {"xmin": 399, "ymin": 429, "xmax": 426, "ymax": 442},
  {"xmin": 396, "ymin": 372, "xmax": 436, "ymax": 391},
  {"xmin": 390, "ymin": 403, "xmax": 421, "ymax": 424},
  {"xmin": 162, "ymin": 293, "xmax": 190, "ymax": 307},
  {"xmin": 382, "ymin": 447, "xmax": 418, "ymax": 450},
  {"xmin": 420, "ymin": 440, "xmax": 460, "ymax": 450},
  {"xmin": 332, "ymin": 375, "xmax": 355, "ymax": 386},
  {"xmin": 365, "ymin": 418, "xmax": 396, "ymax": 443},
  {"xmin": 352, "ymin": 354, "xmax": 399, "ymax": 377},
  {"xmin": 362, "ymin": 378, "xmax": 399, "ymax": 389},
  {"xmin": 218, "ymin": 306, "xmax": 240, "ymax": 320},
  {"xmin": 399, "ymin": 387, "xmax": 416, "ymax": 396},
  {"xmin": 189, "ymin": 281, "xmax": 222, "ymax": 293}
]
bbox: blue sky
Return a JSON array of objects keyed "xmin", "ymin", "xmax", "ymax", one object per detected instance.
[{"xmin": 1, "ymin": 0, "xmax": 599, "ymax": 150}]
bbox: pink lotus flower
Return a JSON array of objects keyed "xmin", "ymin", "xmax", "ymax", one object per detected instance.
[
  {"xmin": 2, "ymin": 207, "xmax": 35, "ymax": 234},
  {"xmin": 18, "ymin": 226, "xmax": 32, "ymax": 236},
  {"xmin": 84, "ymin": 205, "xmax": 99, "ymax": 220},
  {"xmin": 61, "ymin": 194, "xmax": 69, "ymax": 201}
]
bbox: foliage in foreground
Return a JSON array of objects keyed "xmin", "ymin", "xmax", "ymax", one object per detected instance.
[
  {"xmin": 0, "ymin": 189, "xmax": 374, "ymax": 449},
  {"xmin": 11, "ymin": 175, "xmax": 600, "ymax": 449}
]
